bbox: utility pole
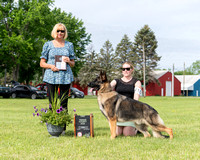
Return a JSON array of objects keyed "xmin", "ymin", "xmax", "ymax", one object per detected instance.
[
  {"xmin": 172, "ymin": 64, "xmax": 174, "ymax": 97},
  {"xmin": 183, "ymin": 62, "xmax": 185, "ymax": 96},
  {"xmin": 142, "ymin": 42, "xmax": 146, "ymax": 97}
]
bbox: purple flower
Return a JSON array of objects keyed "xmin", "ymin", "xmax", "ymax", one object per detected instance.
[
  {"xmin": 36, "ymin": 113, "xmax": 40, "ymax": 116},
  {"xmin": 33, "ymin": 106, "xmax": 37, "ymax": 109},
  {"xmin": 33, "ymin": 113, "xmax": 35, "ymax": 116},
  {"xmin": 49, "ymin": 104, "xmax": 52, "ymax": 109},
  {"xmin": 60, "ymin": 106, "xmax": 63, "ymax": 111},
  {"xmin": 73, "ymin": 108, "xmax": 76, "ymax": 112},
  {"xmin": 41, "ymin": 108, "xmax": 45, "ymax": 112},
  {"xmin": 46, "ymin": 122, "xmax": 48, "ymax": 125},
  {"xmin": 45, "ymin": 110, "xmax": 48, "ymax": 113},
  {"xmin": 35, "ymin": 109, "xmax": 38, "ymax": 113},
  {"xmin": 56, "ymin": 109, "xmax": 61, "ymax": 113}
]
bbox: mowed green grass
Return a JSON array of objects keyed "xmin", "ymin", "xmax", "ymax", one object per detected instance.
[{"xmin": 0, "ymin": 96, "xmax": 200, "ymax": 160}]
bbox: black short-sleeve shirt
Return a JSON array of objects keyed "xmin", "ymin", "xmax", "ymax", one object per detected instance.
[{"xmin": 115, "ymin": 78, "xmax": 138, "ymax": 99}]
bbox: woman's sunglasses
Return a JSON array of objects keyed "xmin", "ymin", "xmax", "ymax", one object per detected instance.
[
  {"xmin": 122, "ymin": 67, "xmax": 131, "ymax": 71},
  {"xmin": 57, "ymin": 30, "xmax": 65, "ymax": 33}
]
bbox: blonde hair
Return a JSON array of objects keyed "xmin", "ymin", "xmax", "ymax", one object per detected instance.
[
  {"xmin": 122, "ymin": 61, "xmax": 134, "ymax": 69},
  {"xmin": 51, "ymin": 23, "xmax": 68, "ymax": 39}
]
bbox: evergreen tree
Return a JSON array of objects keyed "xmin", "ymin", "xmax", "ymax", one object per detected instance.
[
  {"xmin": 133, "ymin": 25, "xmax": 161, "ymax": 83},
  {"xmin": 98, "ymin": 40, "xmax": 118, "ymax": 81},
  {"xmin": 115, "ymin": 34, "xmax": 137, "ymax": 68},
  {"xmin": 78, "ymin": 45, "xmax": 100, "ymax": 87}
]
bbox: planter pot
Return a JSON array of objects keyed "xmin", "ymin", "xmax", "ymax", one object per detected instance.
[{"xmin": 47, "ymin": 123, "xmax": 64, "ymax": 137}]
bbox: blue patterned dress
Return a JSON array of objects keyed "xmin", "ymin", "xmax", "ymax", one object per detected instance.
[{"xmin": 40, "ymin": 41, "xmax": 75, "ymax": 84}]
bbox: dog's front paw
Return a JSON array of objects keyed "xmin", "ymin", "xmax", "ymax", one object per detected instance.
[{"xmin": 110, "ymin": 135, "xmax": 116, "ymax": 139}]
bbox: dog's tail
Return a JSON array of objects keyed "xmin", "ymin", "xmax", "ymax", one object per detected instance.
[
  {"xmin": 156, "ymin": 114, "xmax": 165, "ymax": 125},
  {"xmin": 150, "ymin": 114, "xmax": 173, "ymax": 139}
]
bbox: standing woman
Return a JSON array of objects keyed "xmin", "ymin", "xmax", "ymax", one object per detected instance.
[
  {"xmin": 40, "ymin": 23, "xmax": 75, "ymax": 112},
  {"xmin": 110, "ymin": 61, "xmax": 142, "ymax": 137}
]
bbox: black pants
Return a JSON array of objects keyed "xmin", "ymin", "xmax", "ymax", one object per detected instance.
[{"xmin": 47, "ymin": 83, "xmax": 71, "ymax": 111}]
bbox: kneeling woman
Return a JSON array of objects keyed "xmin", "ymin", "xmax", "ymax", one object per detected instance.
[{"xmin": 110, "ymin": 61, "xmax": 142, "ymax": 136}]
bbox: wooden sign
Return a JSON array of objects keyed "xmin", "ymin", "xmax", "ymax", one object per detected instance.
[{"xmin": 74, "ymin": 114, "xmax": 94, "ymax": 137}]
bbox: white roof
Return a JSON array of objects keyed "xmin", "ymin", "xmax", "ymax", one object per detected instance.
[
  {"xmin": 175, "ymin": 75, "xmax": 200, "ymax": 90},
  {"xmin": 150, "ymin": 70, "xmax": 168, "ymax": 79}
]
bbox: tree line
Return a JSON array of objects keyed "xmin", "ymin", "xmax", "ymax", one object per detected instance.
[
  {"xmin": 78, "ymin": 25, "xmax": 160, "ymax": 87},
  {"xmin": 78, "ymin": 24, "xmax": 200, "ymax": 87}
]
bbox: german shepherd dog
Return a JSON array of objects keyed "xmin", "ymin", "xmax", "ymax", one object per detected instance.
[{"xmin": 88, "ymin": 71, "xmax": 173, "ymax": 139}]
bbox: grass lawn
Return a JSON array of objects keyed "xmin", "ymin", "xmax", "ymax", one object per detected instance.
[{"xmin": 0, "ymin": 96, "xmax": 200, "ymax": 159}]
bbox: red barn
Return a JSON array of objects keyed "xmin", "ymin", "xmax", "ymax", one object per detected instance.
[{"xmin": 146, "ymin": 71, "xmax": 181, "ymax": 96}]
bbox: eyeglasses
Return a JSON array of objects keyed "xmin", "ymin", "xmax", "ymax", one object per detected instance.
[
  {"xmin": 57, "ymin": 30, "xmax": 65, "ymax": 33},
  {"xmin": 122, "ymin": 68, "xmax": 131, "ymax": 71}
]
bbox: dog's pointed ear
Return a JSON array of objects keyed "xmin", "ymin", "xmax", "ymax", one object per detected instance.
[
  {"xmin": 100, "ymin": 70, "xmax": 103, "ymax": 75},
  {"xmin": 100, "ymin": 70, "xmax": 107, "ymax": 82}
]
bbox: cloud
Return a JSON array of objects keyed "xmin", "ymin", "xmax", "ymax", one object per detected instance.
[{"xmin": 54, "ymin": 0, "xmax": 200, "ymax": 70}]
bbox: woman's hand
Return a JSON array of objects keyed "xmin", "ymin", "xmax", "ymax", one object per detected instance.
[
  {"xmin": 63, "ymin": 56, "xmax": 70, "ymax": 63},
  {"xmin": 63, "ymin": 56, "xmax": 75, "ymax": 67},
  {"xmin": 40, "ymin": 58, "xmax": 59, "ymax": 72},
  {"xmin": 51, "ymin": 65, "xmax": 59, "ymax": 72}
]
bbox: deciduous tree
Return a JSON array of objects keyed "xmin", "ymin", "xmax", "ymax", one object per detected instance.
[{"xmin": 0, "ymin": 0, "xmax": 91, "ymax": 84}]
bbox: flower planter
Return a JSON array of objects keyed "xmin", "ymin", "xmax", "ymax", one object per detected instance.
[{"xmin": 46, "ymin": 123, "xmax": 64, "ymax": 137}]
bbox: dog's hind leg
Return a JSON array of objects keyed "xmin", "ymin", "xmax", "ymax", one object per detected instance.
[
  {"xmin": 140, "ymin": 130, "xmax": 151, "ymax": 138},
  {"xmin": 108, "ymin": 116, "xmax": 117, "ymax": 139},
  {"xmin": 151, "ymin": 125, "xmax": 173, "ymax": 139},
  {"xmin": 147, "ymin": 114, "xmax": 173, "ymax": 139},
  {"xmin": 135, "ymin": 124, "xmax": 151, "ymax": 138},
  {"xmin": 152, "ymin": 130, "xmax": 166, "ymax": 138}
]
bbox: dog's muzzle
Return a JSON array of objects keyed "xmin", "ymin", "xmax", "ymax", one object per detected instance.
[{"xmin": 88, "ymin": 82, "xmax": 100, "ymax": 91}]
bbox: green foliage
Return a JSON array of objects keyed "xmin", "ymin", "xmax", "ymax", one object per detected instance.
[
  {"xmin": 39, "ymin": 108, "xmax": 71, "ymax": 127},
  {"xmin": 0, "ymin": 0, "xmax": 53, "ymax": 83},
  {"xmin": 78, "ymin": 46, "xmax": 100, "ymax": 87},
  {"xmin": 174, "ymin": 70, "xmax": 194, "ymax": 75},
  {"xmin": 33, "ymin": 91, "xmax": 73, "ymax": 127},
  {"xmin": 78, "ymin": 26, "xmax": 162, "ymax": 86},
  {"xmin": 174, "ymin": 60, "xmax": 200, "ymax": 75},
  {"xmin": 115, "ymin": 34, "xmax": 137, "ymax": 66},
  {"xmin": 78, "ymin": 40, "xmax": 118, "ymax": 87},
  {"xmin": 98, "ymin": 40, "xmax": 118, "ymax": 80},
  {"xmin": 133, "ymin": 25, "xmax": 161, "ymax": 83},
  {"xmin": 0, "ymin": 0, "xmax": 91, "ymax": 83},
  {"xmin": 185, "ymin": 60, "xmax": 200, "ymax": 75}
]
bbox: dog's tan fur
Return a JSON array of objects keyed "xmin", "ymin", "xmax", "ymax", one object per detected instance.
[{"xmin": 89, "ymin": 71, "xmax": 173, "ymax": 139}]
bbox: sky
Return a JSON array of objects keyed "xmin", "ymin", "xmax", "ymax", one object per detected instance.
[{"xmin": 53, "ymin": 0, "xmax": 200, "ymax": 71}]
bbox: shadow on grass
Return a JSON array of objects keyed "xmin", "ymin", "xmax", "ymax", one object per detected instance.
[
  {"xmin": 63, "ymin": 127, "xmax": 148, "ymax": 138},
  {"xmin": 95, "ymin": 127, "xmax": 146, "ymax": 138},
  {"xmin": 64, "ymin": 130, "xmax": 74, "ymax": 137}
]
